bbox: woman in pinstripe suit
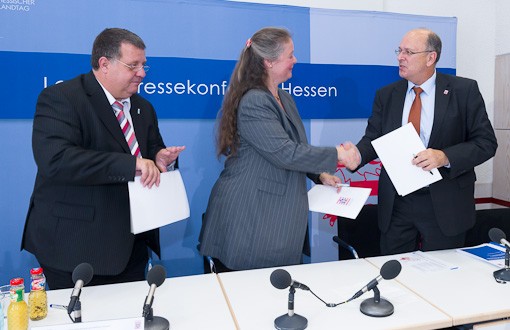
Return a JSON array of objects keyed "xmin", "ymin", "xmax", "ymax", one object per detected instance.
[{"xmin": 199, "ymin": 27, "xmax": 353, "ymax": 272}]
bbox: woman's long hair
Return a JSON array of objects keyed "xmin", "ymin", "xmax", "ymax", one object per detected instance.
[{"xmin": 216, "ymin": 27, "xmax": 291, "ymax": 158}]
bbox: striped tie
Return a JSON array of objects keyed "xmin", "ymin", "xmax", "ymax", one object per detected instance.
[{"xmin": 112, "ymin": 101, "xmax": 141, "ymax": 157}]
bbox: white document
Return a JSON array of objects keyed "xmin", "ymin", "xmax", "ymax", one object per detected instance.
[
  {"xmin": 128, "ymin": 170, "xmax": 190, "ymax": 234},
  {"xmin": 371, "ymin": 123, "xmax": 442, "ymax": 196},
  {"xmin": 307, "ymin": 184, "xmax": 371, "ymax": 219},
  {"xmin": 395, "ymin": 251, "xmax": 459, "ymax": 272},
  {"xmin": 32, "ymin": 317, "xmax": 144, "ymax": 329},
  {"xmin": 456, "ymin": 243, "xmax": 506, "ymax": 268}
]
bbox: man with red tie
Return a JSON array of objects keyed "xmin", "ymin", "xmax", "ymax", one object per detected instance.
[
  {"xmin": 22, "ymin": 28, "xmax": 185, "ymax": 289},
  {"xmin": 343, "ymin": 28, "xmax": 497, "ymax": 255}
]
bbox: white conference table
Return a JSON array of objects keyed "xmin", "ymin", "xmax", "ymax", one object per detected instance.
[
  {"xmin": 20, "ymin": 249, "xmax": 510, "ymax": 329},
  {"xmin": 367, "ymin": 249, "xmax": 510, "ymax": 326},
  {"xmin": 28, "ymin": 272, "xmax": 236, "ymax": 329},
  {"xmin": 218, "ymin": 258, "xmax": 452, "ymax": 330}
]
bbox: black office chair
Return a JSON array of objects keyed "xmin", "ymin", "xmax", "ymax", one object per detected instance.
[
  {"xmin": 335, "ymin": 204, "xmax": 381, "ymax": 260},
  {"xmin": 465, "ymin": 208, "xmax": 510, "ymax": 247},
  {"xmin": 332, "ymin": 235, "xmax": 359, "ymax": 259},
  {"xmin": 335, "ymin": 205, "xmax": 510, "ymax": 258}
]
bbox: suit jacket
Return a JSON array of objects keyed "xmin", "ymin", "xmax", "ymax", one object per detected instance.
[
  {"xmin": 22, "ymin": 71, "xmax": 167, "ymax": 275},
  {"xmin": 356, "ymin": 72, "xmax": 497, "ymax": 236},
  {"xmin": 199, "ymin": 88, "xmax": 337, "ymax": 270}
]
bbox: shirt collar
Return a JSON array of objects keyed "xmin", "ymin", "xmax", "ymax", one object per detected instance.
[
  {"xmin": 407, "ymin": 71, "xmax": 436, "ymax": 95},
  {"xmin": 96, "ymin": 79, "xmax": 131, "ymax": 109}
]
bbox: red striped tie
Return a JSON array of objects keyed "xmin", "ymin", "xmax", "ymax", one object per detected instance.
[{"xmin": 112, "ymin": 101, "xmax": 141, "ymax": 157}]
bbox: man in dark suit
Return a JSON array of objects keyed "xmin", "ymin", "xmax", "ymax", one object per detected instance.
[
  {"xmin": 22, "ymin": 28, "xmax": 185, "ymax": 289},
  {"xmin": 343, "ymin": 28, "xmax": 497, "ymax": 255}
]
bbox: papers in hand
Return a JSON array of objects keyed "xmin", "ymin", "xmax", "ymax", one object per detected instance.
[
  {"xmin": 307, "ymin": 184, "xmax": 371, "ymax": 219},
  {"xmin": 371, "ymin": 123, "xmax": 442, "ymax": 196},
  {"xmin": 128, "ymin": 169, "xmax": 190, "ymax": 234}
]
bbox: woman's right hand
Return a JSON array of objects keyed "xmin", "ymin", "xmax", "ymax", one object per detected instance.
[{"xmin": 336, "ymin": 142, "xmax": 360, "ymax": 170}]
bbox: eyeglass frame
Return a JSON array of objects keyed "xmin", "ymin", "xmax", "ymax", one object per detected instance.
[
  {"xmin": 395, "ymin": 48, "xmax": 434, "ymax": 57},
  {"xmin": 113, "ymin": 58, "xmax": 150, "ymax": 72}
]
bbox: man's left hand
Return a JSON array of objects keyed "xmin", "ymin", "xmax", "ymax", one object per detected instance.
[
  {"xmin": 155, "ymin": 146, "xmax": 186, "ymax": 172},
  {"xmin": 412, "ymin": 148, "xmax": 449, "ymax": 171}
]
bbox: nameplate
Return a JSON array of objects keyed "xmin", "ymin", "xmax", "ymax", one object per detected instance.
[{"xmin": 32, "ymin": 317, "xmax": 144, "ymax": 330}]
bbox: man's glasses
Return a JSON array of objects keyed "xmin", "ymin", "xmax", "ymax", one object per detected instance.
[
  {"xmin": 395, "ymin": 48, "xmax": 434, "ymax": 56},
  {"xmin": 114, "ymin": 58, "xmax": 150, "ymax": 72}
]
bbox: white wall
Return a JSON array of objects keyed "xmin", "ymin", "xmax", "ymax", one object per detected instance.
[
  {"xmin": 496, "ymin": 0, "xmax": 510, "ymax": 55},
  {"xmin": 231, "ymin": 0, "xmax": 510, "ymax": 197}
]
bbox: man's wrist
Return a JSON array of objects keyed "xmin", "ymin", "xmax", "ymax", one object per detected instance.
[{"xmin": 166, "ymin": 161, "xmax": 176, "ymax": 171}]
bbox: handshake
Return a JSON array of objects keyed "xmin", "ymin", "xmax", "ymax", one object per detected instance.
[
  {"xmin": 336, "ymin": 142, "xmax": 360, "ymax": 171},
  {"xmin": 318, "ymin": 142, "xmax": 361, "ymax": 188}
]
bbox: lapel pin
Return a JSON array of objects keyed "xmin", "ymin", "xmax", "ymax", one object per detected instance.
[
  {"xmin": 137, "ymin": 108, "xmax": 140, "ymax": 115},
  {"xmin": 443, "ymin": 90, "xmax": 449, "ymax": 95}
]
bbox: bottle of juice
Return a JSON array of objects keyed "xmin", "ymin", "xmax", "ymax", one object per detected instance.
[
  {"xmin": 7, "ymin": 278, "xmax": 28, "ymax": 330},
  {"xmin": 28, "ymin": 267, "xmax": 48, "ymax": 321},
  {"xmin": 0, "ymin": 288, "xmax": 4, "ymax": 330}
]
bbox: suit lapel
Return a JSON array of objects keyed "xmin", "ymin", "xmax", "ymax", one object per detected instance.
[
  {"xmin": 83, "ymin": 72, "xmax": 131, "ymax": 154},
  {"xmin": 389, "ymin": 80, "xmax": 408, "ymax": 131},
  {"xmin": 279, "ymin": 93, "xmax": 307, "ymax": 143},
  {"xmin": 429, "ymin": 73, "xmax": 451, "ymax": 147}
]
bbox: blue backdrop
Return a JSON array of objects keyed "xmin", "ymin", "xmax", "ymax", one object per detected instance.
[{"xmin": 0, "ymin": 0, "xmax": 456, "ymax": 286}]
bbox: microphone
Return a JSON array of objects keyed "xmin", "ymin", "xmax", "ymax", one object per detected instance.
[
  {"xmin": 67, "ymin": 263, "xmax": 93, "ymax": 316},
  {"xmin": 270, "ymin": 269, "xmax": 310, "ymax": 291},
  {"xmin": 348, "ymin": 259, "xmax": 401, "ymax": 302},
  {"xmin": 489, "ymin": 228, "xmax": 510, "ymax": 248},
  {"xmin": 356, "ymin": 260, "xmax": 402, "ymax": 317},
  {"xmin": 143, "ymin": 265, "xmax": 170, "ymax": 330},
  {"xmin": 270, "ymin": 269, "xmax": 308, "ymax": 330},
  {"xmin": 143, "ymin": 265, "xmax": 166, "ymax": 316},
  {"xmin": 332, "ymin": 236, "xmax": 359, "ymax": 259},
  {"xmin": 488, "ymin": 228, "xmax": 510, "ymax": 283}
]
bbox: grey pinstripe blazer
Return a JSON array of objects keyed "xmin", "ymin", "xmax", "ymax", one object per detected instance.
[{"xmin": 199, "ymin": 88, "xmax": 337, "ymax": 270}]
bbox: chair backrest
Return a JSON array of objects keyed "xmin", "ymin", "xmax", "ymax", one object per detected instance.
[
  {"xmin": 337, "ymin": 204, "xmax": 381, "ymax": 260},
  {"xmin": 336, "ymin": 205, "xmax": 510, "ymax": 258},
  {"xmin": 465, "ymin": 208, "xmax": 510, "ymax": 247}
]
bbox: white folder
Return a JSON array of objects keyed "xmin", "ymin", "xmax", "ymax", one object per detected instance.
[
  {"xmin": 308, "ymin": 184, "xmax": 371, "ymax": 219},
  {"xmin": 128, "ymin": 169, "xmax": 190, "ymax": 234},
  {"xmin": 371, "ymin": 123, "xmax": 442, "ymax": 196}
]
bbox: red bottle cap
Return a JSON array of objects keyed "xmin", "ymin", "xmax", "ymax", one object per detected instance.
[
  {"xmin": 30, "ymin": 267, "xmax": 44, "ymax": 275},
  {"xmin": 10, "ymin": 278, "xmax": 24, "ymax": 286}
]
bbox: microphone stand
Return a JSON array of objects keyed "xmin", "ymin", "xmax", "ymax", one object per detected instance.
[
  {"xmin": 274, "ymin": 287, "xmax": 307, "ymax": 330},
  {"xmin": 72, "ymin": 300, "xmax": 81, "ymax": 323},
  {"xmin": 359, "ymin": 286, "xmax": 394, "ymax": 317},
  {"xmin": 67, "ymin": 298, "xmax": 82, "ymax": 323},
  {"xmin": 494, "ymin": 245, "xmax": 510, "ymax": 283},
  {"xmin": 143, "ymin": 296, "xmax": 170, "ymax": 330}
]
